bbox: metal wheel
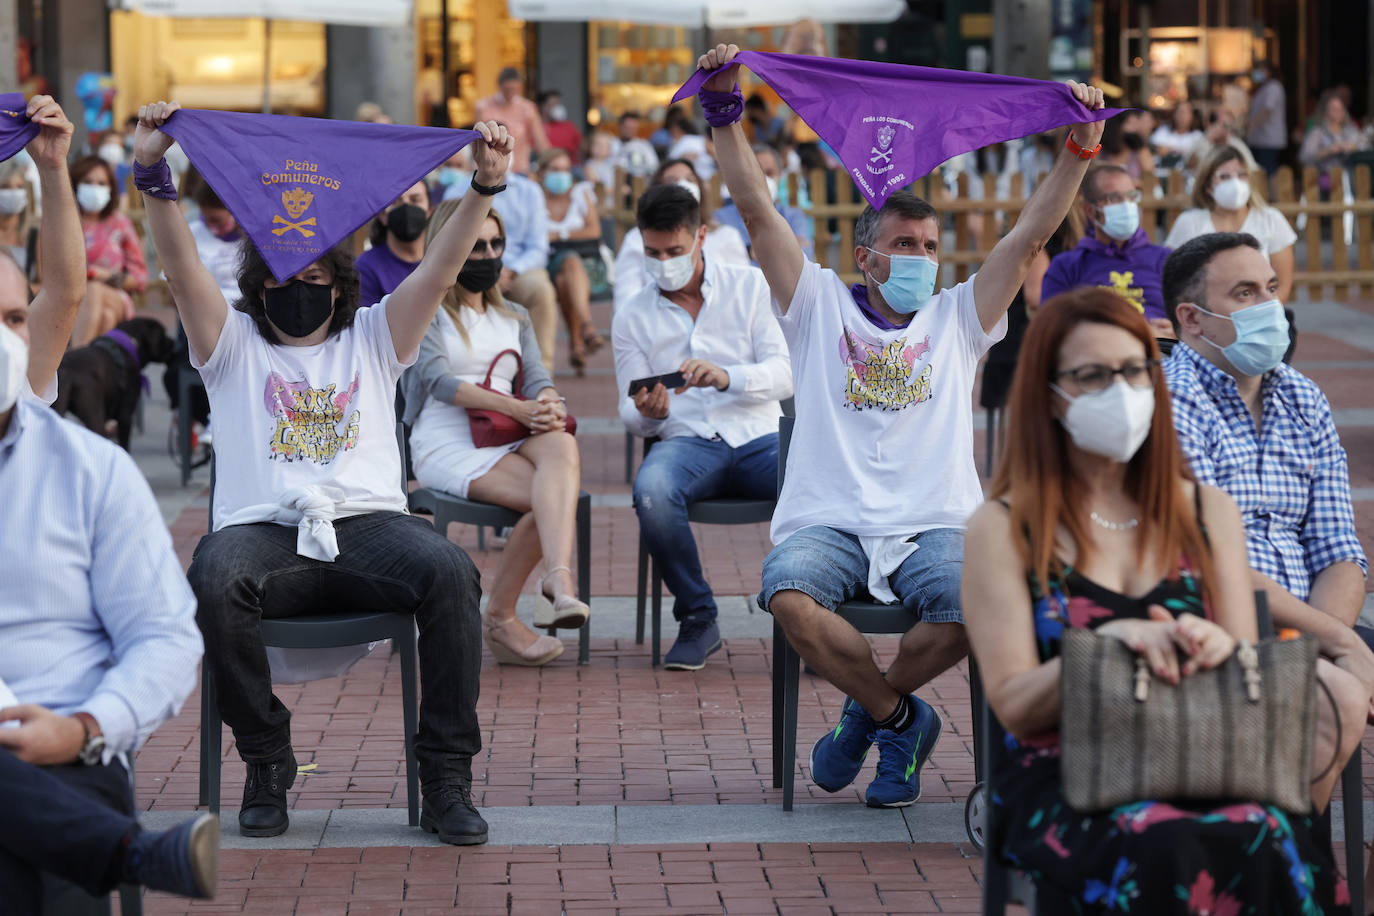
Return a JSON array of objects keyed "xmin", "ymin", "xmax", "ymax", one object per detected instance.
[{"xmin": 964, "ymin": 781, "xmax": 987, "ymax": 849}]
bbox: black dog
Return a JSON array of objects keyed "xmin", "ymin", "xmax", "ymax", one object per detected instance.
[{"xmin": 54, "ymin": 317, "xmax": 175, "ymax": 449}]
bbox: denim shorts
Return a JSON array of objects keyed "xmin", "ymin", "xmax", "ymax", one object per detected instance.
[{"xmin": 759, "ymin": 525, "xmax": 965, "ymax": 624}]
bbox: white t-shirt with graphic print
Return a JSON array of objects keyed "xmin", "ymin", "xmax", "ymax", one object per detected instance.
[
  {"xmin": 192, "ymin": 295, "xmax": 415, "ymax": 531},
  {"xmin": 769, "ymin": 261, "xmax": 1005, "ymax": 545}
]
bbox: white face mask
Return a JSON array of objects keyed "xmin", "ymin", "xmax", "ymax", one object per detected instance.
[
  {"xmin": 645, "ymin": 236, "xmax": 699, "ymax": 292},
  {"xmin": 764, "ymin": 176, "xmax": 779, "ymax": 202},
  {"xmin": 0, "ymin": 188, "xmax": 26, "ymax": 215},
  {"xmin": 1212, "ymin": 176, "xmax": 1251, "ymax": 210},
  {"xmin": 98, "ymin": 144, "xmax": 124, "ymax": 167},
  {"xmin": 1052, "ymin": 378, "xmax": 1155, "ymax": 463},
  {"xmin": 674, "ymin": 179, "xmax": 701, "ymax": 202},
  {"xmin": 77, "ymin": 184, "xmax": 111, "ymax": 214},
  {"xmin": 0, "ymin": 323, "xmax": 28, "ymax": 413}
]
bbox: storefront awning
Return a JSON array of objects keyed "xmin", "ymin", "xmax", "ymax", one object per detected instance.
[
  {"xmin": 107, "ymin": 0, "xmax": 412, "ymax": 28},
  {"xmin": 507, "ymin": 0, "xmax": 905, "ymax": 27}
]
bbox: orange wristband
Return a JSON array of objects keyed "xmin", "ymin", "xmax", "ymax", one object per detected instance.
[{"xmin": 1065, "ymin": 133, "xmax": 1101, "ymax": 160}]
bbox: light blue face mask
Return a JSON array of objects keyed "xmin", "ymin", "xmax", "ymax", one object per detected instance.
[
  {"xmin": 437, "ymin": 167, "xmax": 463, "ymax": 186},
  {"xmin": 1097, "ymin": 201, "xmax": 1140, "ymax": 241},
  {"xmin": 1192, "ymin": 298, "xmax": 1290, "ymax": 376},
  {"xmin": 543, "ymin": 171, "xmax": 573, "ymax": 195},
  {"xmin": 866, "ymin": 248, "xmax": 938, "ymax": 314}
]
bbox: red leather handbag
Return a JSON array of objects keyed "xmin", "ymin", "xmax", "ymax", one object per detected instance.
[{"xmin": 467, "ymin": 348, "xmax": 576, "ymax": 448}]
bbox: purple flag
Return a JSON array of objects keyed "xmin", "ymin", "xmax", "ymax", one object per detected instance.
[
  {"xmin": 160, "ymin": 110, "xmax": 480, "ymax": 282},
  {"xmin": 0, "ymin": 93, "xmax": 39, "ymax": 163},
  {"xmin": 673, "ymin": 51, "xmax": 1127, "ymax": 210}
]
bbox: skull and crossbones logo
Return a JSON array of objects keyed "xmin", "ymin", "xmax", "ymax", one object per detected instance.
[
  {"xmin": 870, "ymin": 124, "xmax": 897, "ymax": 163},
  {"xmin": 273, "ymin": 187, "xmax": 317, "ymax": 237}
]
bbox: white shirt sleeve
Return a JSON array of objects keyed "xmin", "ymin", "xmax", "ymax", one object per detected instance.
[
  {"xmin": 611, "ymin": 304, "xmax": 667, "ymax": 438},
  {"xmin": 706, "ymin": 224, "xmax": 752, "ymax": 267},
  {"xmin": 957, "ymin": 276, "xmax": 1006, "ymax": 360},
  {"xmin": 1261, "ymin": 206, "xmax": 1297, "ymax": 253},
  {"xmin": 190, "ymin": 303, "xmax": 247, "ymax": 382},
  {"xmin": 1164, "ymin": 209, "xmax": 1208, "ymax": 250},
  {"xmin": 613, "ymin": 229, "xmax": 650, "ymax": 314},
  {"xmin": 719, "ymin": 272, "xmax": 794, "ymax": 405}
]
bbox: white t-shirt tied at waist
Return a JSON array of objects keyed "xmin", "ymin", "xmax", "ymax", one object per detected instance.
[
  {"xmin": 193, "ymin": 294, "xmax": 416, "ymax": 560},
  {"xmin": 771, "ymin": 260, "xmax": 1006, "ymax": 598}
]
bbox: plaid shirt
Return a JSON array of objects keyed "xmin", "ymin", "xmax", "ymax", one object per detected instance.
[{"xmin": 1164, "ymin": 342, "xmax": 1367, "ymax": 599}]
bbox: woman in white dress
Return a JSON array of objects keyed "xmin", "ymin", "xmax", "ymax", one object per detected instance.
[
  {"xmin": 1164, "ymin": 145, "xmax": 1297, "ymax": 302},
  {"xmin": 611, "ymin": 158, "xmax": 749, "ymax": 313},
  {"xmin": 401, "ymin": 201, "xmax": 589, "ymax": 666}
]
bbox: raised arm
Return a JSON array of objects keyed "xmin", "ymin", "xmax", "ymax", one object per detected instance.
[
  {"xmin": 22, "ymin": 96, "xmax": 83, "ymax": 397},
  {"xmin": 972, "ymin": 83, "xmax": 1106, "ymax": 333},
  {"xmin": 698, "ymin": 44, "xmax": 806, "ymax": 309},
  {"xmin": 386, "ymin": 121, "xmax": 513, "ymax": 361},
  {"xmin": 132, "ymin": 101, "xmax": 229, "ymax": 365}
]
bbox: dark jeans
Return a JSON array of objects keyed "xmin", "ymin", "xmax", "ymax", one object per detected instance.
[
  {"xmin": 0, "ymin": 749, "xmax": 133, "ymax": 913},
  {"xmin": 1253, "ymin": 146, "xmax": 1282, "ymax": 175},
  {"xmin": 188, "ymin": 511, "xmax": 483, "ymax": 789},
  {"xmin": 633, "ymin": 432, "xmax": 779, "ymax": 623}
]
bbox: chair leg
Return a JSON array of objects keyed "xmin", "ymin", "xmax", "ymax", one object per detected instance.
[
  {"xmin": 782, "ymin": 635, "xmax": 801, "ymax": 811},
  {"xmin": 969, "ymin": 658, "xmax": 985, "ymax": 785},
  {"xmin": 624, "ymin": 430, "xmax": 634, "ymax": 484},
  {"xmin": 650, "ymin": 559, "xmax": 663, "ymax": 668},
  {"xmin": 397, "ymin": 621, "xmax": 422, "ymax": 827},
  {"xmin": 177, "ymin": 373, "xmax": 194, "ymax": 487},
  {"xmin": 1342, "ymin": 746, "xmax": 1363, "ymax": 912},
  {"xmin": 576, "ymin": 492, "xmax": 592, "ymax": 666},
  {"xmin": 477, "ymin": 526, "xmax": 486, "ymax": 551},
  {"xmin": 771, "ymin": 620, "xmax": 785, "ymax": 789},
  {"xmin": 118, "ymin": 885, "xmax": 143, "ymax": 916},
  {"xmin": 198, "ymin": 664, "xmax": 221, "ymax": 814},
  {"xmin": 635, "ymin": 534, "xmax": 648, "ymax": 645}
]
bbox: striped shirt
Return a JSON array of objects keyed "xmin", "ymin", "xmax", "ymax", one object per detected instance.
[
  {"xmin": 1165, "ymin": 341, "xmax": 1368, "ymax": 598},
  {"xmin": 0, "ymin": 399, "xmax": 201, "ymax": 758}
]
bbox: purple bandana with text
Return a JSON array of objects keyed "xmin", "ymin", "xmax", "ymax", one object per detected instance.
[
  {"xmin": 160, "ymin": 110, "xmax": 480, "ymax": 282},
  {"xmin": 0, "ymin": 93, "xmax": 40, "ymax": 163},
  {"xmin": 674, "ymin": 51, "xmax": 1126, "ymax": 210}
]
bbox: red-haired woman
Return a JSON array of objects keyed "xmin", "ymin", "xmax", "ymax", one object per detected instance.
[
  {"xmin": 962, "ymin": 287, "xmax": 1366, "ymax": 913},
  {"xmin": 70, "ymin": 155, "xmax": 147, "ymax": 346}
]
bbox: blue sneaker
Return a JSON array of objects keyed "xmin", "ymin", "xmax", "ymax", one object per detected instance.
[
  {"xmin": 809, "ymin": 696, "xmax": 876, "ymax": 792},
  {"xmin": 865, "ymin": 696, "xmax": 942, "ymax": 808},
  {"xmin": 663, "ymin": 615, "xmax": 722, "ymax": 670}
]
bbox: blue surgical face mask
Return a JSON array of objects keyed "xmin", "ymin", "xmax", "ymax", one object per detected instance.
[
  {"xmin": 1097, "ymin": 201, "xmax": 1140, "ymax": 241},
  {"xmin": 1192, "ymin": 298, "xmax": 1290, "ymax": 376},
  {"xmin": 543, "ymin": 170, "xmax": 573, "ymax": 195},
  {"xmin": 437, "ymin": 167, "xmax": 463, "ymax": 187},
  {"xmin": 866, "ymin": 248, "xmax": 938, "ymax": 314}
]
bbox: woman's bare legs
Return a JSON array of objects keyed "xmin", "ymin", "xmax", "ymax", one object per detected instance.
[
  {"xmin": 552, "ymin": 256, "xmax": 596, "ymax": 372},
  {"xmin": 1310, "ymin": 659, "xmax": 1367, "ymax": 812},
  {"xmin": 70, "ymin": 281, "xmax": 123, "ymax": 347}
]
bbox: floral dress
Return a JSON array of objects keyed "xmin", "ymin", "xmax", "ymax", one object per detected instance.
[{"xmin": 991, "ymin": 560, "xmax": 1349, "ymax": 915}]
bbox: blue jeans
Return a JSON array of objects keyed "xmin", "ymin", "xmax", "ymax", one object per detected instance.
[
  {"xmin": 760, "ymin": 525, "xmax": 965, "ymax": 624},
  {"xmin": 634, "ymin": 432, "xmax": 779, "ymax": 622}
]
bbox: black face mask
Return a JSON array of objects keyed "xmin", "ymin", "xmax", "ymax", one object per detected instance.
[
  {"xmin": 386, "ymin": 203, "xmax": 428, "ymax": 243},
  {"xmin": 457, "ymin": 256, "xmax": 503, "ymax": 293},
  {"xmin": 263, "ymin": 279, "xmax": 335, "ymax": 338}
]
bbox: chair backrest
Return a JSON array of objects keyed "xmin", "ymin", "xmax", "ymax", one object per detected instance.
[{"xmin": 1254, "ymin": 589, "xmax": 1274, "ymax": 638}]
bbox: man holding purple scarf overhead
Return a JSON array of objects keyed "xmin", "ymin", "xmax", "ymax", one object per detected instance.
[
  {"xmin": 694, "ymin": 44, "xmax": 1108, "ymax": 807},
  {"xmin": 132, "ymin": 101, "xmax": 513, "ymax": 845}
]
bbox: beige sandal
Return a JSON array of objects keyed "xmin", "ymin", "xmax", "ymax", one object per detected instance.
[
  {"xmin": 533, "ymin": 565, "xmax": 591, "ymax": 629},
  {"xmin": 483, "ymin": 615, "xmax": 564, "ymax": 666}
]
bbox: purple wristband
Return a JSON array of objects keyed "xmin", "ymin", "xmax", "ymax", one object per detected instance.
[
  {"xmin": 699, "ymin": 84, "xmax": 744, "ymax": 128},
  {"xmin": 133, "ymin": 159, "xmax": 177, "ymax": 201}
]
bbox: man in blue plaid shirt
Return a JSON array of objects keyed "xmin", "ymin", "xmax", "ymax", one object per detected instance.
[{"xmin": 1162, "ymin": 232, "xmax": 1374, "ymax": 697}]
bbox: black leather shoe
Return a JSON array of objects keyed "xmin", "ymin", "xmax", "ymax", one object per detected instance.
[
  {"xmin": 420, "ymin": 783, "xmax": 489, "ymax": 845},
  {"xmin": 238, "ymin": 749, "xmax": 297, "ymax": 838}
]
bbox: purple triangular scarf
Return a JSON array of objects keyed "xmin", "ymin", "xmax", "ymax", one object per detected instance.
[
  {"xmin": 160, "ymin": 110, "xmax": 481, "ymax": 282},
  {"xmin": 673, "ymin": 51, "xmax": 1127, "ymax": 210},
  {"xmin": 0, "ymin": 93, "xmax": 40, "ymax": 163}
]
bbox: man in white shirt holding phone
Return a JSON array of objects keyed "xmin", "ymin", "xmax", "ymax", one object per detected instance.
[{"xmin": 612, "ymin": 184, "xmax": 793, "ymax": 670}]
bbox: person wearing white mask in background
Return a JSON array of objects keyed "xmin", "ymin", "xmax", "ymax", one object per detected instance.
[
  {"xmin": 96, "ymin": 129, "xmax": 132, "ymax": 194},
  {"xmin": 1162, "ymin": 232, "xmax": 1374, "ymax": 908},
  {"xmin": 612, "ymin": 158, "xmax": 749, "ymax": 313},
  {"xmin": 534, "ymin": 148, "xmax": 605, "ymax": 375},
  {"xmin": 1041, "ymin": 164, "xmax": 1174, "ymax": 340},
  {"xmin": 69, "ymin": 155, "xmax": 147, "ymax": 347},
  {"xmin": 0, "ymin": 160, "xmax": 36, "ymax": 279},
  {"xmin": 712, "ymin": 143, "xmax": 813, "ymax": 264},
  {"xmin": 611, "ymin": 184, "xmax": 791, "ymax": 671},
  {"xmin": 1165, "ymin": 146, "xmax": 1296, "ymax": 307}
]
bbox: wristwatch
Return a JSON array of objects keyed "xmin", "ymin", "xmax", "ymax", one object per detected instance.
[
  {"xmin": 1065, "ymin": 132, "xmax": 1102, "ymax": 160},
  {"xmin": 73, "ymin": 712, "xmax": 106, "ymax": 766}
]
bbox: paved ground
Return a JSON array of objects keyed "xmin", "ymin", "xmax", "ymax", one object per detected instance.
[{"xmin": 104, "ymin": 290, "xmax": 1374, "ymax": 913}]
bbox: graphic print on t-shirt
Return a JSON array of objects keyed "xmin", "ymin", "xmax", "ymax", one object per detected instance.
[
  {"xmin": 265, "ymin": 370, "xmax": 361, "ymax": 463},
  {"xmin": 1103, "ymin": 270, "xmax": 1145, "ymax": 314},
  {"xmin": 840, "ymin": 325, "xmax": 933, "ymax": 411}
]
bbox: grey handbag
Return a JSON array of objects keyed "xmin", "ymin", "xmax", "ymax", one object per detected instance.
[{"xmin": 1060, "ymin": 629, "xmax": 1320, "ymax": 814}]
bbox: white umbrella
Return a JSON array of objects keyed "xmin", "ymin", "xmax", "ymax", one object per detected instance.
[
  {"xmin": 108, "ymin": 0, "xmax": 411, "ymax": 27},
  {"xmin": 507, "ymin": 0, "xmax": 904, "ymax": 27}
]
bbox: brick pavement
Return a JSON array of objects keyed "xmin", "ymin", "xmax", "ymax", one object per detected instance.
[{"xmin": 137, "ymin": 842, "xmax": 995, "ymax": 915}]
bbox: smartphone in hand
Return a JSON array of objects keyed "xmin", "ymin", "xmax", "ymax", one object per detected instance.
[{"xmin": 628, "ymin": 371, "xmax": 687, "ymax": 397}]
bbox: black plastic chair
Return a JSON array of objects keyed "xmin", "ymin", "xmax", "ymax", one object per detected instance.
[
  {"xmin": 1254, "ymin": 591, "xmax": 1364, "ymax": 909},
  {"xmin": 973, "ymin": 670, "xmax": 1039, "ymax": 915},
  {"xmin": 196, "ymin": 424, "xmax": 424, "ymax": 826},
  {"xmin": 768, "ymin": 415, "xmax": 970, "ymax": 812},
  {"xmin": 408, "ymin": 486, "xmax": 594, "ymax": 665}
]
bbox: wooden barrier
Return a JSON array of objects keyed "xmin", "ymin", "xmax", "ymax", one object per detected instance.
[{"xmin": 602, "ymin": 164, "xmax": 1374, "ymax": 302}]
